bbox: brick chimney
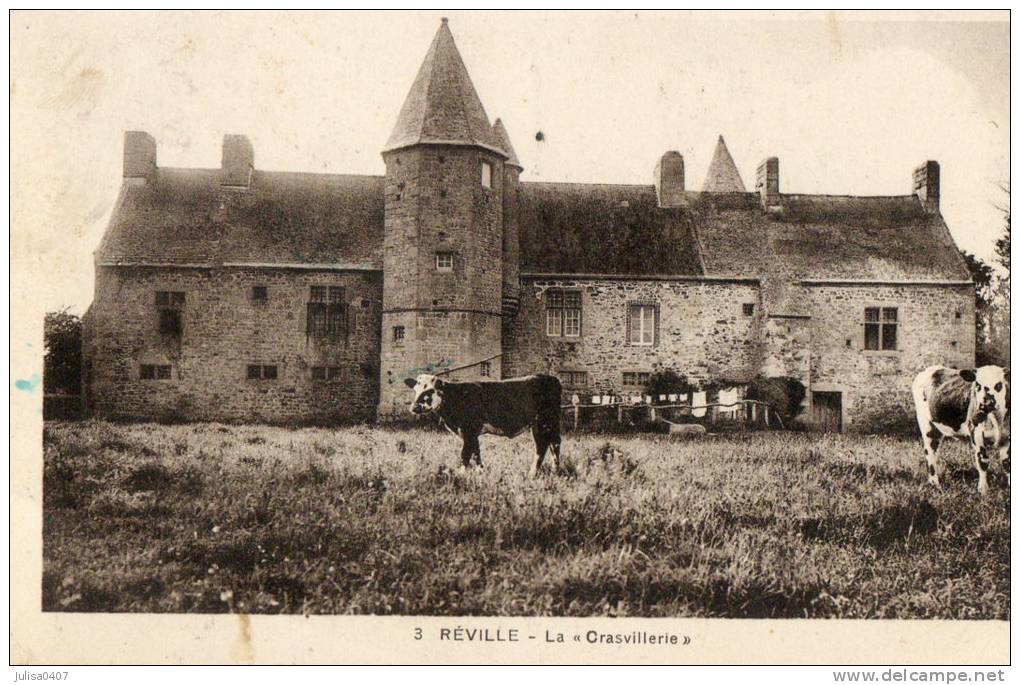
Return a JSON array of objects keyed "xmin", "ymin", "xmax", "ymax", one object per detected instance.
[
  {"xmin": 123, "ymin": 131, "xmax": 156, "ymax": 184},
  {"xmin": 913, "ymin": 160, "xmax": 940, "ymax": 212},
  {"xmin": 654, "ymin": 151, "xmax": 685, "ymax": 207},
  {"xmin": 755, "ymin": 157, "xmax": 780, "ymax": 211},
  {"xmin": 221, "ymin": 134, "xmax": 254, "ymax": 188}
]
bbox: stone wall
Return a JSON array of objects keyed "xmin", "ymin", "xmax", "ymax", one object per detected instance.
[
  {"xmin": 804, "ymin": 283, "xmax": 975, "ymax": 432},
  {"xmin": 84, "ymin": 265, "xmax": 383, "ymax": 424},
  {"xmin": 503, "ymin": 277, "xmax": 762, "ymax": 393}
]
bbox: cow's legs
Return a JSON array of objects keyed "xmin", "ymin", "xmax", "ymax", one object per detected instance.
[
  {"xmin": 974, "ymin": 443, "xmax": 990, "ymax": 495},
  {"xmin": 530, "ymin": 426, "xmax": 549, "ymax": 478},
  {"xmin": 461, "ymin": 433, "xmax": 480, "ymax": 470},
  {"xmin": 922, "ymin": 423, "xmax": 942, "ymax": 488},
  {"xmin": 1001, "ymin": 443, "xmax": 1010, "ymax": 486}
]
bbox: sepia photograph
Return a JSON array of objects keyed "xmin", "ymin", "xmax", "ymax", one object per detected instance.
[{"xmin": 10, "ymin": 9, "xmax": 1010, "ymax": 665}]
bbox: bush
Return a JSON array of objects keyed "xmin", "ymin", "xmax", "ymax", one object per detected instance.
[
  {"xmin": 643, "ymin": 370, "xmax": 693, "ymax": 401},
  {"xmin": 44, "ymin": 308, "xmax": 81, "ymax": 394}
]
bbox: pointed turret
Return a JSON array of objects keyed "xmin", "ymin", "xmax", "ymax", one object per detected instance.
[
  {"xmin": 702, "ymin": 135, "xmax": 746, "ymax": 192},
  {"xmin": 492, "ymin": 118, "xmax": 522, "ymax": 170},
  {"xmin": 383, "ymin": 18, "xmax": 504, "ymax": 156}
]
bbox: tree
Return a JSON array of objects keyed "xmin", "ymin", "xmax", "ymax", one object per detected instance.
[
  {"xmin": 962, "ymin": 251, "xmax": 996, "ymax": 365},
  {"xmin": 44, "ymin": 309, "xmax": 82, "ymax": 394}
]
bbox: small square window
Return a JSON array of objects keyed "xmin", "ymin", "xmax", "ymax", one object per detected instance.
[
  {"xmin": 479, "ymin": 361, "xmax": 491, "ymax": 378},
  {"xmin": 247, "ymin": 365, "xmax": 262, "ymax": 380},
  {"xmin": 954, "ymin": 311, "xmax": 962, "ymax": 320},
  {"xmin": 436, "ymin": 252, "xmax": 454, "ymax": 272},
  {"xmin": 312, "ymin": 366, "xmax": 327, "ymax": 381},
  {"xmin": 263, "ymin": 365, "xmax": 278, "ymax": 380},
  {"xmin": 743, "ymin": 303, "xmax": 755, "ymax": 317},
  {"xmin": 156, "ymin": 365, "xmax": 172, "ymax": 380},
  {"xmin": 481, "ymin": 161, "xmax": 493, "ymax": 188},
  {"xmin": 393, "ymin": 326, "xmax": 405, "ymax": 344},
  {"xmin": 561, "ymin": 370, "xmax": 587, "ymax": 388},
  {"xmin": 140, "ymin": 365, "xmax": 156, "ymax": 380},
  {"xmin": 327, "ymin": 366, "xmax": 341, "ymax": 381},
  {"xmin": 252, "ymin": 286, "xmax": 268, "ymax": 302}
]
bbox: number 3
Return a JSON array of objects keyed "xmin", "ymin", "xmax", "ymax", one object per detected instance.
[{"xmin": 414, "ymin": 628, "xmax": 422, "ymax": 640}]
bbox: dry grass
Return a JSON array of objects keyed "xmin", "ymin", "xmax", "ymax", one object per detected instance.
[{"xmin": 42, "ymin": 420, "xmax": 1009, "ymax": 617}]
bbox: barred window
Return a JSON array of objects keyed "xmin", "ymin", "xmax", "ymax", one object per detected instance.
[
  {"xmin": 479, "ymin": 361, "xmax": 491, "ymax": 378},
  {"xmin": 140, "ymin": 364, "xmax": 172, "ymax": 380},
  {"xmin": 864, "ymin": 307, "xmax": 898, "ymax": 351},
  {"xmin": 307, "ymin": 286, "xmax": 347, "ymax": 339},
  {"xmin": 561, "ymin": 370, "xmax": 588, "ymax": 388},
  {"xmin": 628, "ymin": 304, "xmax": 657, "ymax": 346},
  {"xmin": 546, "ymin": 290, "xmax": 582, "ymax": 337},
  {"xmin": 156, "ymin": 291, "xmax": 185, "ymax": 336},
  {"xmin": 622, "ymin": 371, "xmax": 651, "ymax": 388},
  {"xmin": 247, "ymin": 364, "xmax": 278, "ymax": 380},
  {"xmin": 393, "ymin": 326, "xmax": 405, "ymax": 345},
  {"xmin": 742, "ymin": 302, "xmax": 755, "ymax": 317}
]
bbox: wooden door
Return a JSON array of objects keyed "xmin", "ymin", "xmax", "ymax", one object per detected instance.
[{"xmin": 812, "ymin": 391, "xmax": 843, "ymax": 432}]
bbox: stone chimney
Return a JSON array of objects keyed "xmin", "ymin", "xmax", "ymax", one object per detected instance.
[
  {"xmin": 221, "ymin": 134, "xmax": 254, "ymax": 188},
  {"xmin": 123, "ymin": 131, "xmax": 156, "ymax": 184},
  {"xmin": 755, "ymin": 157, "xmax": 780, "ymax": 211},
  {"xmin": 654, "ymin": 151, "xmax": 685, "ymax": 207},
  {"xmin": 913, "ymin": 160, "xmax": 940, "ymax": 212}
]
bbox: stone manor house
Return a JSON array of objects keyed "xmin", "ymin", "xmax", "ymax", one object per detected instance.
[{"xmin": 82, "ymin": 19, "xmax": 975, "ymax": 431}]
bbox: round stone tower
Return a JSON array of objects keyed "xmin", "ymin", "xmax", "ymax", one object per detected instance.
[{"xmin": 378, "ymin": 19, "xmax": 509, "ymax": 417}]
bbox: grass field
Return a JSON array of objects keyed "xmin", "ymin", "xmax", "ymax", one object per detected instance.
[{"xmin": 42, "ymin": 420, "xmax": 1009, "ymax": 618}]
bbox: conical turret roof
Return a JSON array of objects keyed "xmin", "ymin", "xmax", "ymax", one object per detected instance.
[
  {"xmin": 492, "ymin": 118, "xmax": 521, "ymax": 169},
  {"xmin": 383, "ymin": 19, "xmax": 504, "ymax": 156},
  {"xmin": 702, "ymin": 135, "xmax": 746, "ymax": 192}
]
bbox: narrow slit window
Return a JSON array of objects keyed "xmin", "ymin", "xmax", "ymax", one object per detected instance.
[
  {"xmin": 743, "ymin": 302, "xmax": 755, "ymax": 317},
  {"xmin": 481, "ymin": 161, "xmax": 493, "ymax": 188},
  {"xmin": 155, "ymin": 291, "xmax": 185, "ymax": 336},
  {"xmin": 393, "ymin": 326, "xmax": 405, "ymax": 345}
]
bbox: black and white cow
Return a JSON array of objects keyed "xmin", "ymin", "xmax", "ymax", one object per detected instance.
[
  {"xmin": 404, "ymin": 373, "xmax": 563, "ymax": 477},
  {"xmin": 912, "ymin": 365, "xmax": 1010, "ymax": 494}
]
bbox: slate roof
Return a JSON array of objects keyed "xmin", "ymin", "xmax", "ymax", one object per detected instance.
[
  {"xmin": 96, "ymin": 169, "xmax": 971, "ymax": 293},
  {"xmin": 96, "ymin": 168, "xmax": 384, "ymax": 268},
  {"xmin": 492, "ymin": 119, "xmax": 522, "ymax": 169},
  {"xmin": 702, "ymin": 136, "xmax": 746, "ymax": 192},
  {"xmin": 517, "ymin": 183, "xmax": 705, "ymax": 276},
  {"xmin": 382, "ymin": 20, "xmax": 504, "ymax": 156}
]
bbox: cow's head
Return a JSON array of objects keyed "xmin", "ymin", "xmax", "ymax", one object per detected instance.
[
  {"xmin": 404, "ymin": 374, "xmax": 446, "ymax": 415},
  {"xmin": 960, "ymin": 366, "xmax": 1010, "ymax": 419}
]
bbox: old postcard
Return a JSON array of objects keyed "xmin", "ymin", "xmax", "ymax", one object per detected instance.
[{"xmin": 10, "ymin": 9, "xmax": 1011, "ymax": 666}]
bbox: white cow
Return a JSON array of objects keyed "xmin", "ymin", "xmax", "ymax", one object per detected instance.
[{"xmin": 912, "ymin": 365, "xmax": 1010, "ymax": 494}]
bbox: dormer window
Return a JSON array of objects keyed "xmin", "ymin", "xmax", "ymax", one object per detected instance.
[
  {"xmin": 481, "ymin": 161, "xmax": 493, "ymax": 188},
  {"xmin": 436, "ymin": 252, "xmax": 454, "ymax": 272}
]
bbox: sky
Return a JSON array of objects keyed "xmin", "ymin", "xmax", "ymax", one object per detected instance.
[{"xmin": 10, "ymin": 10, "xmax": 1010, "ymax": 315}]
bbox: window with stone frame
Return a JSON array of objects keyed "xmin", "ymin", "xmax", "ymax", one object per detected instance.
[
  {"xmin": 393, "ymin": 325, "xmax": 406, "ymax": 345},
  {"xmin": 140, "ymin": 364, "xmax": 172, "ymax": 380},
  {"xmin": 560, "ymin": 370, "xmax": 588, "ymax": 389},
  {"xmin": 863, "ymin": 306, "xmax": 898, "ymax": 351},
  {"xmin": 545, "ymin": 289, "xmax": 582, "ymax": 337},
  {"xmin": 311, "ymin": 366, "xmax": 342, "ymax": 381},
  {"xmin": 628, "ymin": 303, "xmax": 657, "ymax": 346},
  {"xmin": 156, "ymin": 291, "xmax": 185, "ymax": 336},
  {"xmin": 306, "ymin": 286, "xmax": 347, "ymax": 339},
  {"xmin": 622, "ymin": 371, "xmax": 651, "ymax": 388},
  {"xmin": 436, "ymin": 252, "xmax": 455, "ymax": 272},
  {"xmin": 247, "ymin": 364, "xmax": 278, "ymax": 380}
]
